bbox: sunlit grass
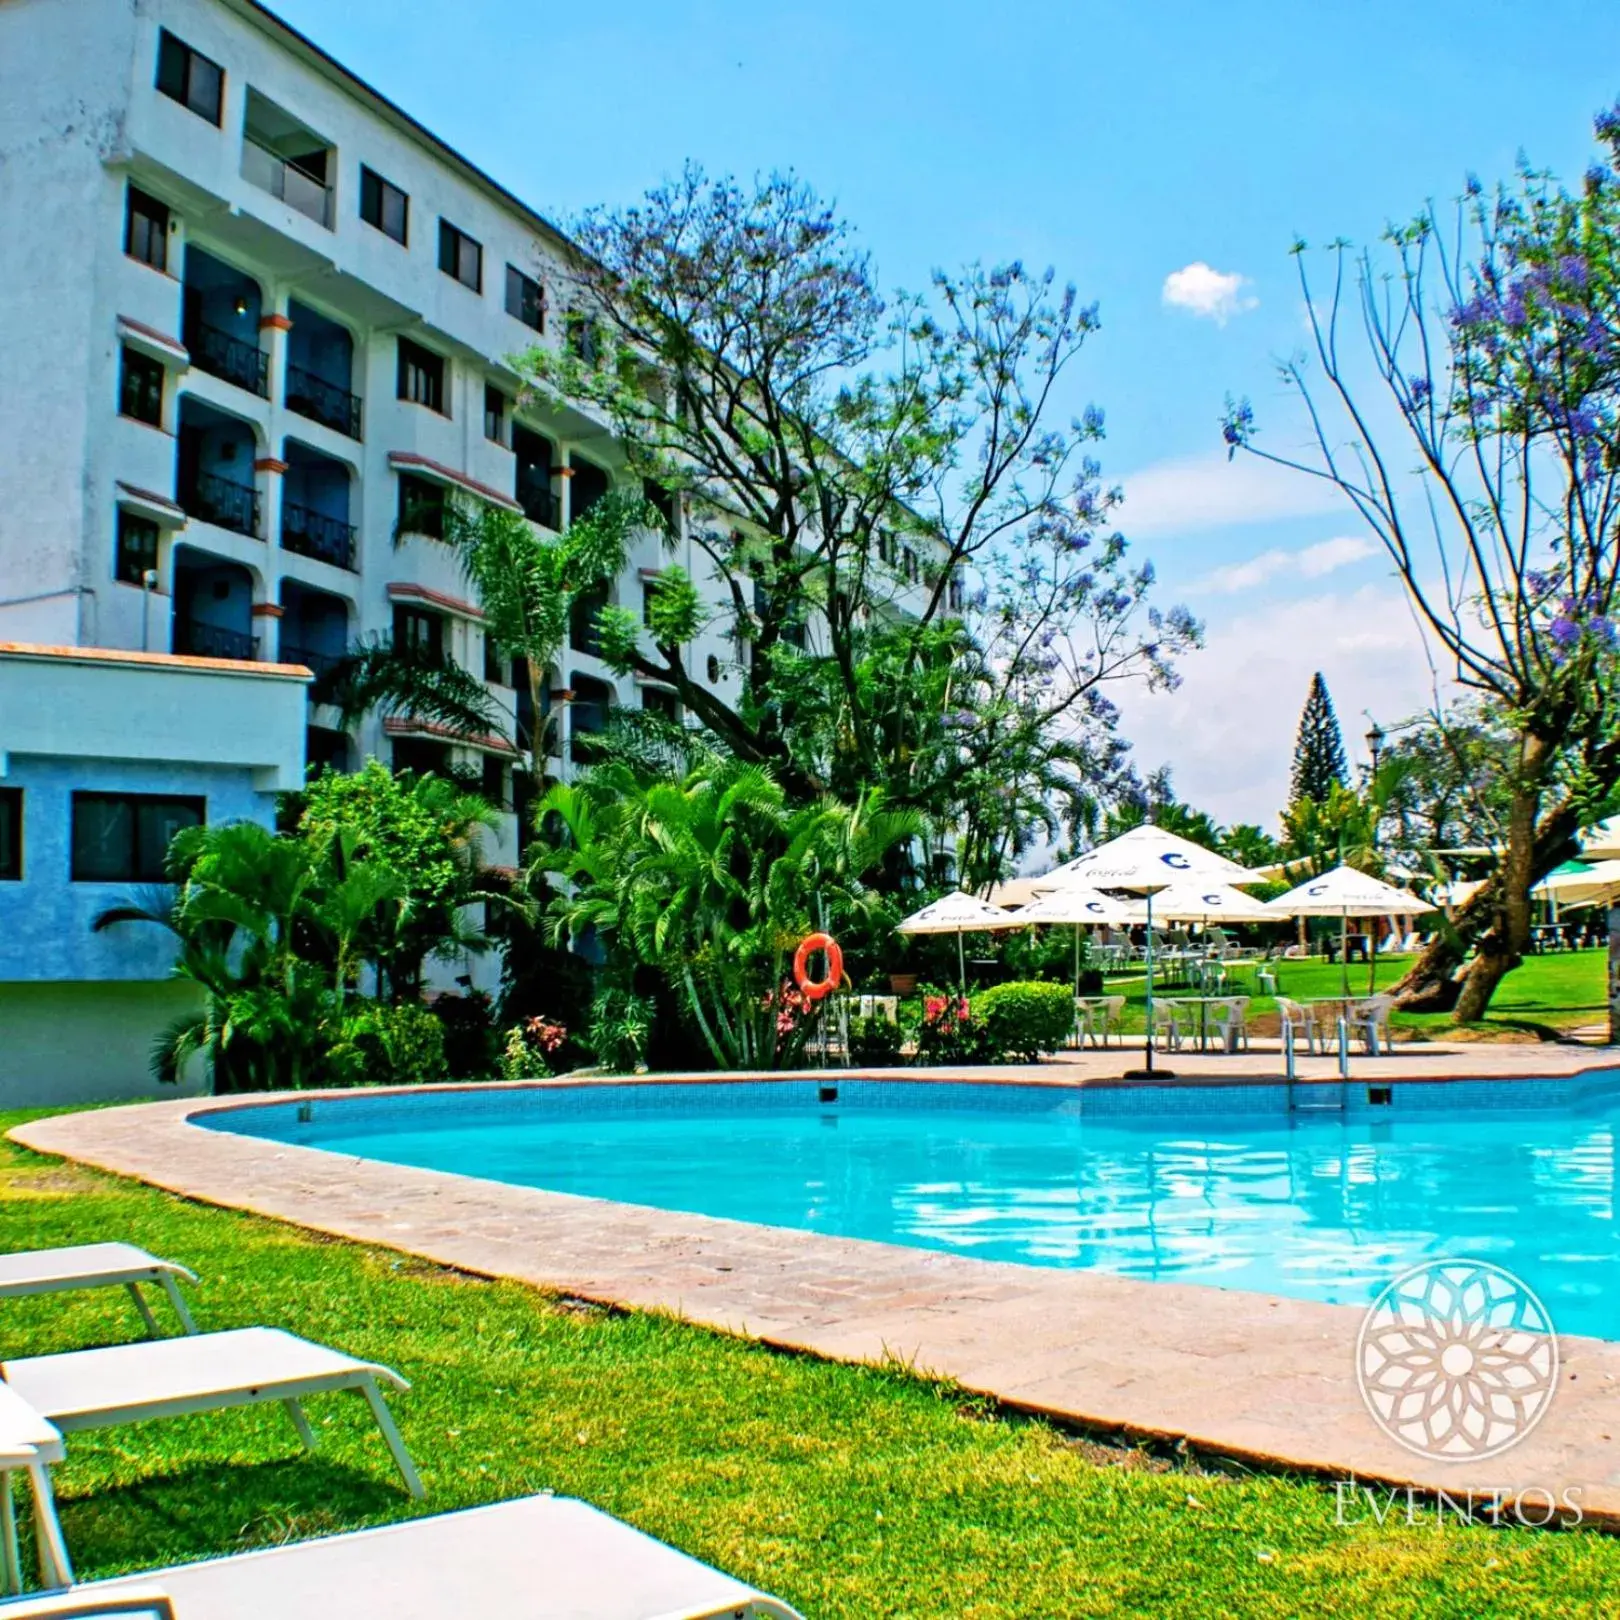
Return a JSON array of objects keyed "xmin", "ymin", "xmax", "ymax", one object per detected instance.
[{"xmin": 5, "ymin": 1109, "xmax": 1620, "ymax": 1615}]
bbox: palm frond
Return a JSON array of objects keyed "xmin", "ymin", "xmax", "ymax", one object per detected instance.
[{"xmin": 312, "ymin": 636, "xmax": 507, "ymax": 739}]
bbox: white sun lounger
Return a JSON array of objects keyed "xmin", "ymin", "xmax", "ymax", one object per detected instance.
[
  {"xmin": 0, "ymin": 1246, "xmax": 197, "ymax": 1338},
  {"xmin": 2, "ymin": 1327, "xmax": 424, "ymax": 1514},
  {"xmin": 0, "ymin": 1381, "xmax": 73, "ymax": 1594},
  {"xmin": 0, "ymin": 1494, "xmax": 806, "ymax": 1618}
]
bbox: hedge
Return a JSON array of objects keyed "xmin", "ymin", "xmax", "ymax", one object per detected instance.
[{"xmin": 972, "ymin": 980, "xmax": 1076, "ymax": 1062}]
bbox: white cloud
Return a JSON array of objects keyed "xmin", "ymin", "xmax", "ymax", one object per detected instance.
[
  {"xmin": 1195, "ymin": 534, "xmax": 1380, "ymax": 595},
  {"xmin": 1162, "ymin": 261, "xmax": 1259, "ymax": 324},
  {"xmin": 1119, "ymin": 583, "xmax": 1439, "ymax": 828},
  {"xmin": 1119, "ymin": 451, "xmax": 1348, "ymax": 539}
]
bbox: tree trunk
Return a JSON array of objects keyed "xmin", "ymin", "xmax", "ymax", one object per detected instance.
[{"xmin": 1391, "ymin": 738, "xmax": 1576, "ymax": 1020}]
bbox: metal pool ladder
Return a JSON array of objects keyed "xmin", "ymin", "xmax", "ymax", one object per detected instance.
[{"xmin": 1284, "ymin": 1018, "xmax": 1350, "ymax": 1114}]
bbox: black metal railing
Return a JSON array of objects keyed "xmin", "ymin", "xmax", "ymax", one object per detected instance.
[
  {"xmin": 517, "ymin": 480, "xmax": 560, "ymax": 530},
  {"xmin": 279, "ymin": 641, "xmax": 342, "ymax": 680},
  {"xmin": 286, "ymin": 363, "xmax": 362, "ymax": 439},
  {"xmin": 184, "ymin": 318, "xmax": 269, "ymax": 397},
  {"xmin": 175, "ymin": 620, "xmax": 258, "ymax": 661},
  {"xmin": 281, "ymin": 501, "xmax": 357, "ymax": 570},
  {"xmin": 180, "ymin": 470, "xmax": 261, "ymax": 537}
]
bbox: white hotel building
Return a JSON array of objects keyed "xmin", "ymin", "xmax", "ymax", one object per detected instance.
[{"xmin": 0, "ymin": 0, "xmax": 749, "ymax": 1099}]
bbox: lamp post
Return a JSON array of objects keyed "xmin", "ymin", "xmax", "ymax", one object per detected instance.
[{"xmin": 1364, "ymin": 718, "xmax": 1386, "ymax": 993}]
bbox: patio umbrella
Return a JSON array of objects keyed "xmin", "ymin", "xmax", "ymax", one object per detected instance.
[
  {"xmin": 1009, "ymin": 886, "xmax": 1134, "ymax": 993},
  {"xmin": 1120, "ymin": 880, "xmax": 1276, "ymax": 925},
  {"xmin": 1041, "ymin": 826, "xmax": 1265, "ymax": 1076},
  {"xmin": 1531, "ymin": 858, "xmax": 1620, "ymax": 909},
  {"xmin": 895, "ymin": 890, "xmax": 1026, "ymax": 990},
  {"xmin": 1579, "ymin": 816, "xmax": 1620, "ymax": 861},
  {"xmin": 1266, "ymin": 864, "xmax": 1433, "ymax": 996}
]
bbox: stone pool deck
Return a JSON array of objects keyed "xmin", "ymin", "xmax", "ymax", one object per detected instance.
[{"xmin": 14, "ymin": 1046, "xmax": 1620, "ymax": 1525}]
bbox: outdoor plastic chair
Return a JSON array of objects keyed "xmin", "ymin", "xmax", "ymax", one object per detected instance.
[
  {"xmin": 1275, "ymin": 997, "xmax": 1315, "ymax": 1055},
  {"xmin": 1, "ymin": 1326, "xmax": 425, "ymax": 1520},
  {"xmin": 0, "ymin": 1245, "xmax": 197, "ymax": 1338},
  {"xmin": 1256, "ymin": 967, "xmax": 1279, "ymax": 996},
  {"xmin": 0, "ymin": 1494, "xmax": 806, "ymax": 1616},
  {"xmin": 1210, "ymin": 997, "xmax": 1250, "ymax": 1054},
  {"xmin": 1149, "ymin": 1001, "xmax": 1187, "ymax": 1052},
  {"xmin": 1350, "ymin": 995, "xmax": 1394, "ymax": 1055}
]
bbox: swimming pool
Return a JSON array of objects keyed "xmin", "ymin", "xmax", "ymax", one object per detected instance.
[{"xmin": 209, "ymin": 1074, "xmax": 1620, "ymax": 1341}]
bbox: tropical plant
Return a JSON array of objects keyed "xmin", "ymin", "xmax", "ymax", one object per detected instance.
[
  {"xmin": 94, "ymin": 767, "xmax": 511, "ymax": 1091},
  {"xmin": 531, "ymin": 758, "xmax": 919, "ymax": 1068},
  {"xmin": 314, "ymin": 491, "xmax": 663, "ymax": 804}
]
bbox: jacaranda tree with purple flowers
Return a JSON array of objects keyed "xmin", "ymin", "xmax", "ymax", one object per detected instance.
[
  {"xmin": 1223, "ymin": 106, "xmax": 1620, "ymax": 1019},
  {"xmin": 516, "ymin": 166, "xmax": 1195, "ymax": 890}
]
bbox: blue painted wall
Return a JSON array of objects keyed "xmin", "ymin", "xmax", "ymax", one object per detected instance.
[{"xmin": 0, "ymin": 754, "xmax": 276, "ymax": 982}]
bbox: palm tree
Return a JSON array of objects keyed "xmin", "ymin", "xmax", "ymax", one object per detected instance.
[
  {"xmin": 532, "ymin": 760, "xmax": 917, "ymax": 1068},
  {"xmin": 314, "ymin": 488, "xmax": 664, "ymax": 810}
]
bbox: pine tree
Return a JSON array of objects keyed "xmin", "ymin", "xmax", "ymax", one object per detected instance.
[{"xmin": 1289, "ymin": 672, "xmax": 1348, "ymax": 806}]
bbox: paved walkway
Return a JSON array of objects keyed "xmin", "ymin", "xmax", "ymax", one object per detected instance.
[{"xmin": 14, "ymin": 1050, "xmax": 1620, "ymax": 1524}]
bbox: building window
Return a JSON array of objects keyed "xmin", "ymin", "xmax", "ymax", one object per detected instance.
[
  {"xmin": 359, "ymin": 165, "xmax": 408, "ymax": 245},
  {"xmin": 0, "ymin": 789, "xmax": 19, "ymax": 881},
  {"xmin": 115, "ymin": 510, "xmax": 160, "ymax": 585},
  {"xmin": 119, "ymin": 347, "xmax": 165, "ymax": 427},
  {"xmin": 641, "ymin": 576, "xmax": 664, "ymax": 629},
  {"xmin": 396, "ymin": 338, "xmax": 446, "ymax": 414},
  {"xmin": 483, "ymin": 634, "xmax": 505, "ymax": 684},
  {"xmin": 438, "ymin": 220, "xmax": 482, "ymax": 292},
  {"xmin": 124, "ymin": 186, "xmax": 170, "ymax": 272},
  {"xmin": 901, "ymin": 546, "xmax": 920, "ymax": 584},
  {"xmin": 505, "ymin": 265, "xmax": 544, "ymax": 332},
  {"xmin": 155, "ymin": 29, "xmax": 223, "ymax": 125},
  {"xmin": 484, "ymin": 385, "xmax": 506, "ymax": 445},
  {"xmin": 397, "ymin": 474, "xmax": 447, "ymax": 539},
  {"xmin": 393, "ymin": 604, "xmax": 445, "ymax": 666},
  {"xmin": 70, "ymin": 792, "xmax": 203, "ymax": 883},
  {"xmin": 641, "ymin": 685, "xmax": 680, "ymax": 723}
]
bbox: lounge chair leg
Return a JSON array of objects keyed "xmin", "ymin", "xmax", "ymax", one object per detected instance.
[
  {"xmin": 284, "ymin": 1398, "xmax": 319, "ymax": 1451},
  {"xmin": 359, "ymin": 1380, "xmax": 425, "ymax": 1498},
  {"xmin": 159, "ymin": 1273, "xmax": 199, "ymax": 1335},
  {"xmin": 27, "ymin": 1464, "xmax": 72, "ymax": 1590},
  {"xmin": 125, "ymin": 1282, "xmax": 162, "ymax": 1338},
  {"xmin": 0, "ymin": 1470, "xmax": 18, "ymax": 1596}
]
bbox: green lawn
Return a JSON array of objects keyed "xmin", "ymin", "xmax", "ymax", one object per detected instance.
[
  {"xmin": 6, "ymin": 1111, "xmax": 1620, "ymax": 1616},
  {"xmin": 1102, "ymin": 948, "xmax": 1607, "ymax": 1040}
]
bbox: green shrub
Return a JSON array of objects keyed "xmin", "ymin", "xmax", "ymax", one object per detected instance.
[
  {"xmin": 972, "ymin": 980, "xmax": 1076, "ymax": 1062},
  {"xmin": 848, "ymin": 1014, "xmax": 904, "ymax": 1067},
  {"xmin": 915, "ymin": 992, "xmax": 996, "ymax": 1065},
  {"xmin": 327, "ymin": 1001, "xmax": 449, "ymax": 1086}
]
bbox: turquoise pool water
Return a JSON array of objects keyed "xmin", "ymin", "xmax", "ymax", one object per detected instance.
[{"xmin": 211, "ymin": 1076, "xmax": 1620, "ymax": 1340}]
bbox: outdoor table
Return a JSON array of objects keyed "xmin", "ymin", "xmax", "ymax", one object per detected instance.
[{"xmin": 1161, "ymin": 996, "xmax": 1233, "ymax": 1053}]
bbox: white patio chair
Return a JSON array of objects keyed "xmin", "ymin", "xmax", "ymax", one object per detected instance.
[
  {"xmin": 857, "ymin": 994, "xmax": 899, "ymax": 1024},
  {"xmin": 1210, "ymin": 997, "xmax": 1250, "ymax": 1054},
  {"xmin": 2, "ymin": 1327, "xmax": 424, "ymax": 1510},
  {"xmin": 1149, "ymin": 1001, "xmax": 1187, "ymax": 1052},
  {"xmin": 0, "ymin": 1382, "xmax": 72, "ymax": 1593},
  {"xmin": 0, "ymin": 1245, "xmax": 197, "ymax": 1337},
  {"xmin": 1350, "ymin": 994, "xmax": 1395, "ymax": 1056},
  {"xmin": 1256, "ymin": 966, "xmax": 1279, "ymax": 996},
  {"xmin": 1275, "ymin": 997, "xmax": 1315, "ymax": 1055},
  {"xmin": 0, "ymin": 1493, "xmax": 805, "ymax": 1617}
]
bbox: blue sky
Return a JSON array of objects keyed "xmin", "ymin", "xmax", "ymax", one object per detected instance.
[{"xmin": 271, "ymin": 0, "xmax": 1620, "ymax": 827}]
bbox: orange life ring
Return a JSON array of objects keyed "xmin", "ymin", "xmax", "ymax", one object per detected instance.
[{"xmin": 793, "ymin": 933, "xmax": 843, "ymax": 1001}]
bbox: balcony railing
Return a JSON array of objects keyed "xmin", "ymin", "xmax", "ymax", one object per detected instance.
[
  {"xmin": 286, "ymin": 364, "xmax": 362, "ymax": 439},
  {"xmin": 282, "ymin": 501, "xmax": 357, "ymax": 570},
  {"xmin": 279, "ymin": 641, "xmax": 342, "ymax": 681},
  {"xmin": 180, "ymin": 470, "xmax": 261, "ymax": 537},
  {"xmin": 175, "ymin": 621, "xmax": 259, "ymax": 661},
  {"xmin": 518, "ymin": 481, "xmax": 560, "ymax": 530},
  {"xmin": 185, "ymin": 318, "xmax": 269, "ymax": 398},
  {"xmin": 242, "ymin": 140, "xmax": 334, "ymax": 228}
]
